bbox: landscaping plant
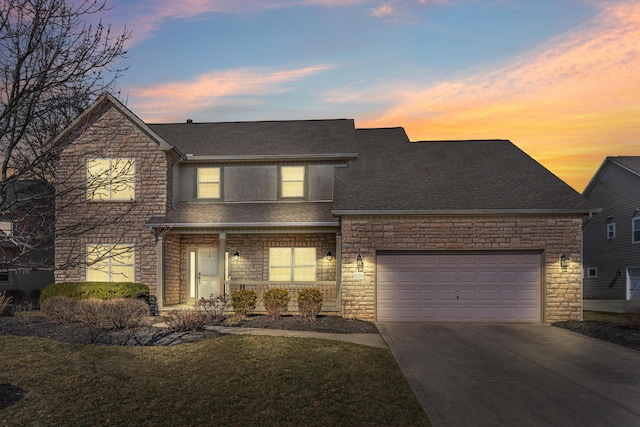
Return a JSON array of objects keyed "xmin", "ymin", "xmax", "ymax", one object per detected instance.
[
  {"xmin": 166, "ymin": 309, "xmax": 208, "ymax": 332},
  {"xmin": 263, "ymin": 288, "xmax": 289, "ymax": 320},
  {"xmin": 41, "ymin": 296, "xmax": 78, "ymax": 323},
  {"xmin": 195, "ymin": 294, "xmax": 229, "ymax": 321},
  {"xmin": 622, "ymin": 306, "xmax": 640, "ymax": 330},
  {"xmin": 297, "ymin": 288, "xmax": 323, "ymax": 321},
  {"xmin": 0, "ymin": 291, "xmax": 12, "ymax": 316},
  {"xmin": 230, "ymin": 289, "xmax": 257, "ymax": 317}
]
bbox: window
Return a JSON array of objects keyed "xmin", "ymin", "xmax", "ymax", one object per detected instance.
[
  {"xmin": 197, "ymin": 167, "xmax": 221, "ymax": 199},
  {"xmin": 280, "ymin": 166, "xmax": 305, "ymax": 198},
  {"xmin": 586, "ymin": 267, "xmax": 597, "ymax": 279},
  {"xmin": 269, "ymin": 247, "xmax": 316, "ymax": 281},
  {"xmin": 607, "ymin": 223, "xmax": 616, "ymax": 239},
  {"xmin": 0, "ymin": 221, "xmax": 12, "ymax": 236},
  {"xmin": 87, "ymin": 158, "xmax": 135, "ymax": 200},
  {"xmin": 87, "ymin": 244, "xmax": 134, "ymax": 282},
  {"xmin": 0, "ymin": 272, "xmax": 9, "ymax": 282},
  {"xmin": 634, "ymin": 218, "xmax": 640, "ymax": 244}
]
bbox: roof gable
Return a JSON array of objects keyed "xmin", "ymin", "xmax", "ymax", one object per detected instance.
[
  {"xmin": 583, "ymin": 156, "xmax": 640, "ymax": 197},
  {"xmin": 334, "ymin": 132, "xmax": 593, "ymax": 214},
  {"xmin": 53, "ymin": 93, "xmax": 179, "ymax": 155}
]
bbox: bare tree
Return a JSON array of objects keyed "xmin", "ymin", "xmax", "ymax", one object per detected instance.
[{"xmin": 0, "ymin": 0, "xmax": 130, "ymax": 270}]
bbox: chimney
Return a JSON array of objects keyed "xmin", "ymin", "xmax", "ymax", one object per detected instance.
[{"xmin": 186, "ymin": 119, "xmax": 193, "ymax": 124}]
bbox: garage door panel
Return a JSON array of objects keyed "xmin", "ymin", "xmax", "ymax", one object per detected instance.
[{"xmin": 377, "ymin": 252, "xmax": 541, "ymax": 322}]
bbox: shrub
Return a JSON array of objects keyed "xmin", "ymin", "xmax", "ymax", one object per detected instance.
[
  {"xmin": 622, "ymin": 306, "xmax": 640, "ymax": 330},
  {"xmin": 195, "ymin": 294, "xmax": 228, "ymax": 321},
  {"xmin": 297, "ymin": 288, "xmax": 323, "ymax": 321},
  {"xmin": 41, "ymin": 296, "xmax": 78, "ymax": 324},
  {"xmin": 75, "ymin": 298, "xmax": 150, "ymax": 330},
  {"xmin": 166, "ymin": 309, "xmax": 208, "ymax": 332},
  {"xmin": 263, "ymin": 288, "xmax": 289, "ymax": 320},
  {"xmin": 12, "ymin": 301, "xmax": 36, "ymax": 324},
  {"xmin": 0, "ymin": 292, "xmax": 13, "ymax": 316},
  {"xmin": 230, "ymin": 289, "xmax": 257, "ymax": 316},
  {"xmin": 4, "ymin": 290, "xmax": 24, "ymax": 305},
  {"xmin": 40, "ymin": 282, "xmax": 150, "ymax": 304}
]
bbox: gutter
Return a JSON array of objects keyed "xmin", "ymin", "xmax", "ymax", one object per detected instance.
[
  {"xmin": 332, "ymin": 208, "xmax": 603, "ymax": 216},
  {"xmin": 145, "ymin": 221, "xmax": 341, "ymax": 228},
  {"xmin": 183, "ymin": 153, "xmax": 358, "ymax": 162}
]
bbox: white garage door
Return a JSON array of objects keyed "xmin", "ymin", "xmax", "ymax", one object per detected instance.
[{"xmin": 377, "ymin": 252, "xmax": 542, "ymax": 322}]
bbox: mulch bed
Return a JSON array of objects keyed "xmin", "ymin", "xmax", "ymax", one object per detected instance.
[{"xmin": 552, "ymin": 320, "xmax": 640, "ymax": 352}]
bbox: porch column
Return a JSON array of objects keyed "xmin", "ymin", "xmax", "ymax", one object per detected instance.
[
  {"xmin": 336, "ymin": 232, "xmax": 342, "ymax": 313},
  {"xmin": 219, "ymin": 232, "xmax": 226, "ymax": 297},
  {"xmin": 156, "ymin": 236, "xmax": 165, "ymax": 307}
]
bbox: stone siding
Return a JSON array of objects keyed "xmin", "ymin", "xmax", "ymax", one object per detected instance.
[
  {"xmin": 340, "ymin": 215, "xmax": 583, "ymax": 322},
  {"xmin": 55, "ymin": 104, "xmax": 171, "ymax": 295}
]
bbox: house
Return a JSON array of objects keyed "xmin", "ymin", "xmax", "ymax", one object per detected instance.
[
  {"xmin": 582, "ymin": 157, "xmax": 640, "ymax": 300},
  {"xmin": 0, "ymin": 181, "xmax": 55, "ymax": 300},
  {"xmin": 53, "ymin": 93, "xmax": 595, "ymax": 322}
]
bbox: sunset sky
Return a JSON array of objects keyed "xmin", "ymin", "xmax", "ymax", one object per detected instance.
[{"xmin": 105, "ymin": 0, "xmax": 640, "ymax": 192}]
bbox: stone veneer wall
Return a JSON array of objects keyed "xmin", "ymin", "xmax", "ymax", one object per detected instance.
[
  {"xmin": 340, "ymin": 215, "xmax": 583, "ymax": 322},
  {"xmin": 55, "ymin": 104, "xmax": 172, "ymax": 295}
]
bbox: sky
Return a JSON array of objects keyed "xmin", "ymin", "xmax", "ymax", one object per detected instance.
[{"xmin": 103, "ymin": 0, "xmax": 640, "ymax": 193}]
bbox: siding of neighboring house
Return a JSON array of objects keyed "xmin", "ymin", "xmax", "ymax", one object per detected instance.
[
  {"xmin": 340, "ymin": 215, "xmax": 584, "ymax": 322},
  {"xmin": 55, "ymin": 103, "xmax": 173, "ymax": 294},
  {"xmin": 583, "ymin": 160, "xmax": 640, "ymax": 299}
]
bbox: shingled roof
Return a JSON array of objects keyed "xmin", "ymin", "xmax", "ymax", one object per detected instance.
[
  {"xmin": 333, "ymin": 129, "xmax": 593, "ymax": 214},
  {"xmin": 148, "ymin": 119, "xmax": 358, "ymax": 158}
]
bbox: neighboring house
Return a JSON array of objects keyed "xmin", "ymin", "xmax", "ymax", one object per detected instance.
[
  {"xmin": 582, "ymin": 157, "xmax": 640, "ymax": 300},
  {"xmin": 0, "ymin": 181, "xmax": 55, "ymax": 299},
  {"xmin": 53, "ymin": 94, "xmax": 595, "ymax": 322}
]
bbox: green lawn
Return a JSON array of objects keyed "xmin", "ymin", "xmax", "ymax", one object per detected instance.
[{"xmin": 0, "ymin": 335, "xmax": 430, "ymax": 426}]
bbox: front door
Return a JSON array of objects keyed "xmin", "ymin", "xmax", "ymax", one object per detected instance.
[
  {"xmin": 188, "ymin": 247, "xmax": 220, "ymax": 303},
  {"xmin": 628, "ymin": 268, "xmax": 640, "ymax": 299}
]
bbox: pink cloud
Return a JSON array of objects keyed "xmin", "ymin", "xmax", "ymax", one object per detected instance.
[
  {"xmin": 345, "ymin": 1, "xmax": 640, "ymax": 191},
  {"xmin": 130, "ymin": 65, "xmax": 334, "ymax": 122},
  {"xmin": 370, "ymin": 4, "xmax": 396, "ymax": 18}
]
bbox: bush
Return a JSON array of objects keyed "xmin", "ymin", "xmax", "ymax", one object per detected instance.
[
  {"xmin": 297, "ymin": 288, "xmax": 323, "ymax": 321},
  {"xmin": 195, "ymin": 294, "xmax": 228, "ymax": 321},
  {"xmin": 622, "ymin": 306, "xmax": 640, "ymax": 330},
  {"xmin": 75, "ymin": 298, "xmax": 150, "ymax": 330},
  {"xmin": 230, "ymin": 289, "xmax": 257, "ymax": 316},
  {"xmin": 0, "ymin": 291, "xmax": 13, "ymax": 316},
  {"xmin": 41, "ymin": 296, "xmax": 78, "ymax": 324},
  {"xmin": 40, "ymin": 282, "xmax": 150, "ymax": 304},
  {"xmin": 166, "ymin": 309, "xmax": 208, "ymax": 332},
  {"xmin": 263, "ymin": 288, "xmax": 289, "ymax": 320},
  {"xmin": 12, "ymin": 301, "xmax": 36, "ymax": 324},
  {"xmin": 4, "ymin": 290, "xmax": 25, "ymax": 305}
]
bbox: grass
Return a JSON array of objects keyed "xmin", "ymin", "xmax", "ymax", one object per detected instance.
[
  {"xmin": 0, "ymin": 335, "xmax": 430, "ymax": 426},
  {"xmin": 583, "ymin": 310, "xmax": 625, "ymax": 323}
]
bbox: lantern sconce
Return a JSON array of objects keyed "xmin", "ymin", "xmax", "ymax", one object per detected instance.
[
  {"xmin": 233, "ymin": 251, "xmax": 240, "ymax": 261},
  {"xmin": 356, "ymin": 254, "xmax": 364, "ymax": 271},
  {"xmin": 560, "ymin": 254, "xmax": 570, "ymax": 271},
  {"xmin": 325, "ymin": 250, "xmax": 332, "ymax": 260}
]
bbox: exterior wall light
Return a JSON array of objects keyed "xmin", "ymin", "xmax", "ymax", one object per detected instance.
[
  {"xmin": 325, "ymin": 250, "xmax": 332, "ymax": 260},
  {"xmin": 233, "ymin": 251, "xmax": 240, "ymax": 261},
  {"xmin": 356, "ymin": 254, "xmax": 364, "ymax": 271},
  {"xmin": 560, "ymin": 254, "xmax": 570, "ymax": 271}
]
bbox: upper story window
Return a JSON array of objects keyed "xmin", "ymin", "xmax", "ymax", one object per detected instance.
[
  {"xmin": 0, "ymin": 221, "xmax": 12, "ymax": 236},
  {"xmin": 197, "ymin": 167, "xmax": 221, "ymax": 199},
  {"xmin": 607, "ymin": 223, "xmax": 616, "ymax": 239},
  {"xmin": 280, "ymin": 166, "xmax": 305, "ymax": 198},
  {"xmin": 269, "ymin": 247, "xmax": 316, "ymax": 282},
  {"xmin": 633, "ymin": 218, "xmax": 640, "ymax": 244},
  {"xmin": 87, "ymin": 158, "xmax": 135, "ymax": 201},
  {"xmin": 87, "ymin": 244, "xmax": 135, "ymax": 282},
  {"xmin": 586, "ymin": 267, "xmax": 597, "ymax": 279}
]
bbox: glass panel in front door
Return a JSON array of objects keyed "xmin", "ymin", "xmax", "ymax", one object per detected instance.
[{"xmin": 629, "ymin": 268, "xmax": 640, "ymax": 299}]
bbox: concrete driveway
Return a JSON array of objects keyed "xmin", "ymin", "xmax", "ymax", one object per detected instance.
[{"xmin": 377, "ymin": 323, "xmax": 640, "ymax": 427}]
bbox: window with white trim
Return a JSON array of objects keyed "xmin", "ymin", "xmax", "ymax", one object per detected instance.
[
  {"xmin": 586, "ymin": 267, "xmax": 597, "ymax": 279},
  {"xmin": 197, "ymin": 167, "xmax": 221, "ymax": 199},
  {"xmin": 634, "ymin": 218, "xmax": 640, "ymax": 244},
  {"xmin": 607, "ymin": 223, "xmax": 616, "ymax": 239},
  {"xmin": 269, "ymin": 247, "xmax": 316, "ymax": 281},
  {"xmin": 87, "ymin": 158, "xmax": 135, "ymax": 200},
  {"xmin": 87, "ymin": 244, "xmax": 135, "ymax": 282},
  {"xmin": 0, "ymin": 221, "xmax": 12, "ymax": 236},
  {"xmin": 280, "ymin": 166, "xmax": 305, "ymax": 198}
]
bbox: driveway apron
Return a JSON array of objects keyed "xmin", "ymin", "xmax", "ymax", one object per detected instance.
[{"xmin": 378, "ymin": 323, "xmax": 640, "ymax": 427}]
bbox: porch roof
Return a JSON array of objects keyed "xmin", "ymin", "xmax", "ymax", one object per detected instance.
[{"xmin": 146, "ymin": 201, "xmax": 340, "ymax": 228}]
